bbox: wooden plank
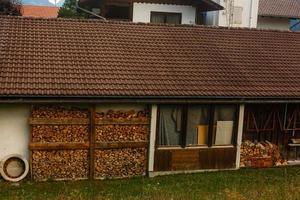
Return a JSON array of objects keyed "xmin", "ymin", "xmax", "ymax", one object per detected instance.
[
  {"xmin": 154, "ymin": 150, "xmax": 172, "ymax": 171},
  {"xmin": 29, "ymin": 142, "xmax": 89, "ymax": 150},
  {"xmin": 95, "ymin": 119, "xmax": 150, "ymax": 125},
  {"xmin": 94, "ymin": 141, "xmax": 148, "ymax": 149},
  {"xmin": 171, "ymin": 149, "xmax": 200, "ymax": 170},
  {"xmin": 29, "ymin": 118, "xmax": 90, "ymax": 125},
  {"xmin": 89, "ymin": 107, "xmax": 96, "ymax": 180},
  {"xmin": 154, "ymin": 147, "xmax": 237, "ymax": 172},
  {"xmin": 198, "ymin": 148, "xmax": 212, "ymax": 169},
  {"xmin": 148, "ymin": 105, "xmax": 157, "ymax": 172},
  {"xmin": 199, "ymin": 148, "xmax": 236, "ymax": 169}
]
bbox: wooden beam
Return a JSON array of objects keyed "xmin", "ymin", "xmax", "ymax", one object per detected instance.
[
  {"xmin": 29, "ymin": 118, "xmax": 90, "ymax": 125},
  {"xmin": 89, "ymin": 107, "xmax": 96, "ymax": 180},
  {"xmin": 29, "ymin": 142, "xmax": 89, "ymax": 150},
  {"xmin": 94, "ymin": 141, "xmax": 148, "ymax": 149},
  {"xmin": 95, "ymin": 119, "xmax": 150, "ymax": 125},
  {"xmin": 148, "ymin": 105, "xmax": 157, "ymax": 172},
  {"xmin": 235, "ymin": 104, "xmax": 245, "ymax": 169}
]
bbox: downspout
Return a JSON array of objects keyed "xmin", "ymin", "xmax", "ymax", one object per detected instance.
[
  {"xmin": 76, "ymin": 0, "xmax": 107, "ymax": 21},
  {"xmin": 249, "ymin": 0, "xmax": 253, "ymax": 28}
]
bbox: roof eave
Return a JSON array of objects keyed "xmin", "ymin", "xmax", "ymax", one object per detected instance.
[
  {"xmin": 1, "ymin": 95, "xmax": 300, "ymax": 104},
  {"xmin": 195, "ymin": 0, "xmax": 224, "ymax": 12},
  {"xmin": 259, "ymin": 14, "xmax": 300, "ymax": 19}
]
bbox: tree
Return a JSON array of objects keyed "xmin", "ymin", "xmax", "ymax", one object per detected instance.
[
  {"xmin": 0, "ymin": 0, "xmax": 22, "ymax": 16},
  {"xmin": 58, "ymin": 0, "xmax": 88, "ymax": 18}
]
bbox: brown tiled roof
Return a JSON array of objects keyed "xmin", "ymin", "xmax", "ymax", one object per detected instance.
[
  {"xmin": 259, "ymin": 0, "xmax": 300, "ymax": 18},
  {"xmin": 0, "ymin": 16, "xmax": 300, "ymax": 98},
  {"xmin": 21, "ymin": 5, "xmax": 59, "ymax": 18}
]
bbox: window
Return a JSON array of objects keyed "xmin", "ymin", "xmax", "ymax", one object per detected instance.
[
  {"xmin": 232, "ymin": 7, "xmax": 243, "ymax": 25},
  {"xmin": 186, "ymin": 105, "xmax": 210, "ymax": 146},
  {"xmin": 157, "ymin": 104, "xmax": 238, "ymax": 147},
  {"xmin": 105, "ymin": 5, "xmax": 130, "ymax": 20},
  {"xmin": 150, "ymin": 12, "xmax": 182, "ymax": 24},
  {"xmin": 213, "ymin": 105, "xmax": 237, "ymax": 145},
  {"xmin": 158, "ymin": 105, "xmax": 183, "ymax": 146},
  {"xmin": 290, "ymin": 19, "xmax": 300, "ymax": 32}
]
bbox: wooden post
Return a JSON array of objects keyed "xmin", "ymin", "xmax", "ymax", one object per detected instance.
[
  {"xmin": 236, "ymin": 104, "xmax": 245, "ymax": 169},
  {"xmin": 89, "ymin": 106, "xmax": 96, "ymax": 180},
  {"xmin": 148, "ymin": 105, "xmax": 157, "ymax": 173}
]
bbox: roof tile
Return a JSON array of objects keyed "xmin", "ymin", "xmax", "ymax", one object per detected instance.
[
  {"xmin": 259, "ymin": 0, "xmax": 300, "ymax": 18},
  {"xmin": 0, "ymin": 16, "xmax": 300, "ymax": 98}
]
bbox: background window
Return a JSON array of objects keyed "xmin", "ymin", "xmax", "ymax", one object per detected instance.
[
  {"xmin": 213, "ymin": 105, "xmax": 237, "ymax": 145},
  {"xmin": 150, "ymin": 12, "xmax": 182, "ymax": 24},
  {"xmin": 186, "ymin": 105, "xmax": 210, "ymax": 146},
  {"xmin": 158, "ymin": 105, "xmax": 183, "ymax": 146},
  {"xmin": 232, "ymin": 6, "xmax": 243, "ymax": 25},
  {"xmin": 105, "ymin": 5, "xmax": 129, "ymax": 20}
]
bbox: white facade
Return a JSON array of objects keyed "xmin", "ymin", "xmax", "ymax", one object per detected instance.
[
  {"xmin": 0, "ymin": 105, "xmax": 30, "ymax": 161},
  {"xmin": 132, "ymin": 3, "xmax": 196, "ymax": 25},
  {"xmin": 206, "ymin": 0, "xmax": 259, "ymax": 28},
  {"xmin": 257, "ymin": 16, "xmax": 290, "ymax": 31}
]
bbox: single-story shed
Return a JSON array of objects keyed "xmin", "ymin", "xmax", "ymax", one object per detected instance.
[{"xmin": 0, "ymin": 16, "xmax": 300, "ymax": 181}]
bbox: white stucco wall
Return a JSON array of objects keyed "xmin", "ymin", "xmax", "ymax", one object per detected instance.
[
  {"xmin": 206, "ymin": 0, "xmax": 259, "ymax": 28},
  {"xmin": 132, "ymin": 3, "xmax": 196, "ymax": 24},
  {"xmin": 257, "ymin": 16, "xmax": 290, "ymax": 31},
  {"xmin": 0, "ymin": 105, "xmax": 30, "ymax": 161}
]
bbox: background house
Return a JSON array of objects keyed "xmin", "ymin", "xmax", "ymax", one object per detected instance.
[
  {"xmin": 79, "ymin": 0, "xmax": 259, "ymax": 27},
  {"xmin": 21, "ymin": 5, "xmax": 59, "ymax": 18},
  {"xmin": 257, "ymin": 0, "xmax": 300, "ymax": 31},
  {"xmin": 79, "ymin": 0, "xmax": 224, "ymax": 25},
  {"xmin": 206, "ymin": 0, "xmax": 259, "ymax": 28}
]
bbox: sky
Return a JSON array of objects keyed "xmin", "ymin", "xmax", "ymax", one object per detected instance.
[{"xmin": 22, "ymin": 0, "xmax": 65, "ymax": 6}]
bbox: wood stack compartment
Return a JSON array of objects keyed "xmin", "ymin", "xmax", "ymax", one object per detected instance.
[
  {"xmin": 29, "ymin": 106, "xmax": 150, "ymax": 181},
  {"xmin": 94, "ymin": 109, "xmax": 150, "ymax": 179},
  {"xmin": 240, "ymin": 140, "xmax": 287, "ymax": 168},
  {"xmin": 29, "ymin": 106, "xmax": 90, "ymax": 181}
]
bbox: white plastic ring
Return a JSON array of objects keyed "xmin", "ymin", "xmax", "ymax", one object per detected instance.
[{"xmin": 0, "ymin": 154, "xmax": 29, "ymax": 182}]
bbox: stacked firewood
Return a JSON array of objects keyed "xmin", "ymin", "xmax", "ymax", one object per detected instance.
[
  {"xmin": 32, "ymin": 125, "xmax": 89, "ymax": 143},
  {"xmin": 94, "ymin": 148, "xmax": 147, "ymax": 178},
  {"xmin": 31, "ymin": 106, "xmax": 90, "ymax": 181},
  {"xmin": 240, "ymin": 140, "xmax": 287, "ymax": 168},
  {"xmin": 95, "ymin": 109, "xmax": 150, "ymax": 121},
  {"xmin": 32, "ymin": 150, "xmax": 89, "ymax": 181},
  {"xmin": 95, "ymin": 109, "xmax": 149, "ymax": 178},
  {"xmin": 96, "ymin": 125, "xmax": 148, "ymax": 142},
  {"xmin": 31, "ymin": 106, "xmax": 150, "ymax": 180},
  {"xmin": 32, "ymin": 106, "xmax": 89, "ymax": 119}
]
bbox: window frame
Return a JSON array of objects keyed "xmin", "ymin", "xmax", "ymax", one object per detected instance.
[
  {"xmin": 150, "ymin": 11, "xmax": 182, "ymax": 24},
  {"xmin": 156, "ymin": 104, "xmax": 239, "ymax": 149}
]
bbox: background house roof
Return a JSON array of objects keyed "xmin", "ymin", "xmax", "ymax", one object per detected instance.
[
  {"xmin": 0, "ymin": 16, "xmax": 300, "ymax": 99},
  {"xmin": 259, "ymin": 0, "xmax": 300, "ymax": 18},
  {"xmin": 21, "ymin": 5, "xmax": 59, "ymax": 18}
]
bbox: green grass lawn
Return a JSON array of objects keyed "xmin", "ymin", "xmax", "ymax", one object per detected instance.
[{"xmin": 1, "ymin": 167, "xmax": 300, "ymax": 200}]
